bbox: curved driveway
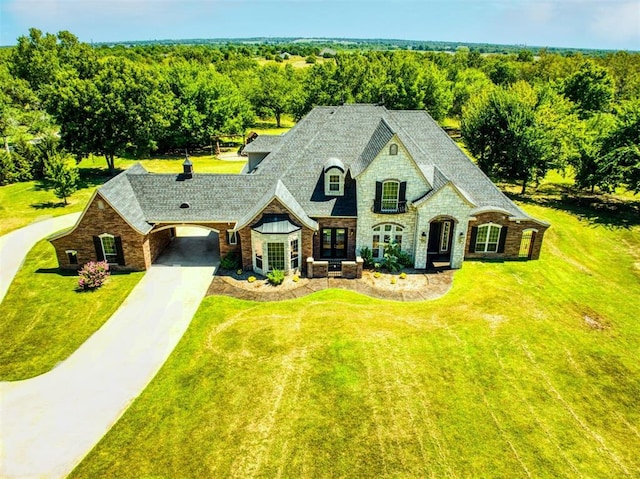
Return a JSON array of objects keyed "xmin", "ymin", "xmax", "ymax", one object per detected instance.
[{"xmin": 1, "ymin": 223, "xmax": 218, "ymax": 479}]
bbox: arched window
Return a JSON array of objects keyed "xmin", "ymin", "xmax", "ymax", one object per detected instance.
[
  {"xmin": 389, "ymin": 143, "xmax": 398, "ymax": 155},
  {"xmin": 475, "ymin": 224, "xmax": 502, "ymax": 253},
  {"xmin": 372, "ymin": 223, "xmax": 404, "ymax": 259},
  {"xmin": 99, "ymin": 233, "xmax": 118, "ymax": 263}
]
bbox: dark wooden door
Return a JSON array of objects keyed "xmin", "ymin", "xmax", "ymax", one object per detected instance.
[
  {"xmin": 427, "ymin": 222, "xmax": 441, "ymax": 253},
  {"xmin": 321, "ymin": 228, "xmax": 347, "ymax": 258}
]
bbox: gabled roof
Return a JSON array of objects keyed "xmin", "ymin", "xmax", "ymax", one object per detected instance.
[
  {"xmin": 88, "ymin": 104, "xmax": 545, "ymax": 232},
  {"xmin": 234, "ymin": 179, "xmax": 318, "ymax": 231}
]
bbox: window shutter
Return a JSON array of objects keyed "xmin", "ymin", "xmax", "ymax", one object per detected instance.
[
  {"xmin": 374, "ymin": 181, "xmax": 382, "ymax": 213},
  {"xmin": 114, "ymin": 236, "xmax": 126, "ymax": 265},
  {"xmin": 93, "ymin": 236, "xmax": 105, "ymax": 261},
  {"xmin": 399, "ymin": 181, "xmax": 407, "ymax": 202},
  {"xmin": 468, "ymin": 227, "xmax": 478, "ymax": 253},
  {"xmin": 497, "ymin": 226, "xmax": 508, "ymax": 253}
]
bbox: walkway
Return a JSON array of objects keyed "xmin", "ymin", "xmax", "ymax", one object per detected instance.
[{"xmin": 0, "ymin": 227, "xmax": 217, "ymax": 479}]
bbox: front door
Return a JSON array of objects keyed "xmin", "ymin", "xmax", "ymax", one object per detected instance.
[{"xmin": 321, "ymin": 228, "xmax": 347, "ymax": 258}]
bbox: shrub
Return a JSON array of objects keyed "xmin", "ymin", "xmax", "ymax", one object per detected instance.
[
  {"xmin": 374, "ymin": 271, "xmax": 381, "ymax": 279},
  {"xmin": 359, "ymin": 246, "xmax": 375, "ymax": 269},
  {"xmin": 267, "ymin": 269, "xmax": 285, "ymax": 286},
  {"xmin": 305, "ymin": 55, "xmax": 317, "ymax": 64},
  {"xmin": 292, "ymin": 274, "xmax": 299, "ymax": 282},
  {"xmin": 399, "ymin": 272, "xmax": 407, "ymax": 280},
  {"xmin": 381, "ymin": 240, "xmax": 412, "ymax": 272},
  {"xmin": 248, "ymin": 276, "xmax": 256, "ymax": 283},
  {"xmin": 78, "ymin": 261, "xmax": 110, "ymax": 291},
  {"xmin": 220, "ymin": 252, "xmax": 241, "ymax": 270},
  {"xmin": 236, "ymin": 269, "xmax": 243, "ymax": 275},
  {"xmin": 390, "ymin": 277, "xmax": 397, "ymax": 284}
]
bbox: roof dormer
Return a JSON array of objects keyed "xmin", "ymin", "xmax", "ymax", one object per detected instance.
[{"xmin": 323, "ymin": 158, "xmax": 345, "ymax": 196}]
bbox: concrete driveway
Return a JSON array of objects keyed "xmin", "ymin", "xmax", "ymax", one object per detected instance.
[{"xmin": 1, "ymin": 227, "xmax": 218, "ymax": 478}]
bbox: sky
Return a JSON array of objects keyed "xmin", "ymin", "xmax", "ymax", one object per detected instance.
[{"xmin": 1, "ymin": 0, "xmax": 639, "ymax": 50}]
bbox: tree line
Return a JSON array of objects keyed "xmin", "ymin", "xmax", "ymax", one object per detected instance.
[{"xmin": 1, "ymin": 28, "xmax": 639, "ymax": 196}]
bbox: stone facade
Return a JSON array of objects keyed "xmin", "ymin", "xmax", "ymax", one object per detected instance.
[
  {"xmin": 355, "ymin": 137, "xmax": 425, "ymax": 263},
  {"xmin": 465, "ymin": 212, "xmax": 548, "ymax": 261},
  {"xmin": 414, "ymin": 185, "xmax": 473, "ymax": 269}
]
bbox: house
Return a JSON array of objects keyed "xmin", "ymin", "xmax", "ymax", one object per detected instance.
[{"xmin": 50, "ymin": 104, "xmax": 549, "ymax": 278}]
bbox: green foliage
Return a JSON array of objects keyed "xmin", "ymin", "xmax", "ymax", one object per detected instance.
[
  {"xmin": 220, "ymin": 252, "xmax": 241, "ymax": 271},
  {"xmin": 358, "ymin": 246, "xmax": 375, "ymax": 269},
  {"xmin": 462, "ymin": 81, "xmax": 580, "ymax": 193},
  {"xmin": 43, "ymin": 153, "xmax": 79, "ymax": 204},
  {"xmin": 562, "ymin": 60, "xmax": 615, "ymax": 117},
  {"xmin": 381, "ymin": 240, "xmax": 408, "ymax": 273},
  {"xmin": 266, "ymin": 269, "xmax": 285, "ymax": 286},
  {"xmin": 305, "ymin": 55, "xmax": 317, "ymax": 64}
]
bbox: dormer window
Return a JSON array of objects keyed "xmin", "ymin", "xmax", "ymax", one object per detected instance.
[{"xmin": 323, "ymin": 157, "xmax": 345, "ymax": 196}]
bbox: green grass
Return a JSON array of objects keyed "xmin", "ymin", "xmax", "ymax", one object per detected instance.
[
  {"xmin": 70, "ymin": 202, "xmax": 640, "ymax": 478},
  {"xmin": 0, "ymin": 155, "xmax": 246, "ymax": 237},
  {"xmin": 0, "ymin": 240, "xmax": 143, "ymax": 381}
]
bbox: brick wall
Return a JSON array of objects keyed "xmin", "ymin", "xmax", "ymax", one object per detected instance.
[
  {"xmin": 145, "ymin": 228, "xmax": 173, "ymax": 266},
  {"xmin": 51, "ymin": 193, "xmax": 147, "ymax": 270},
  {"xmin": 314, "ymin": 217, "xmax": 358, "ymax": 259},
  {"xmin": 238, "ymin": 198, "xmax": 314, "ymax": 274},
  {"xmin": 465, "ymin": 212, "xmax": 548, "ymax": 261}
]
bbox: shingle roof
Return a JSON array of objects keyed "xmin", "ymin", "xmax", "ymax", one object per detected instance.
[{"xmin": 97, "ymin": 104, "xmax": 544, "ymax": 231}]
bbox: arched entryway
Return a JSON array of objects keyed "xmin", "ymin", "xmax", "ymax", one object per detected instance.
[
  {"xmin": 151, "ymin": 225, "xmax": 220, "ymax": 267},
  {"xmin": 427, "ymin": 217, "xmax": 456, "ymax": 269}
]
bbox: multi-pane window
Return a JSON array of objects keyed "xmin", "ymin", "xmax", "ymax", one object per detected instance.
[
  {"xmin": 381, "ymin": 181, "xmax": 399, "ymax": 212},
  {"xmin": 267, "ymin": 242, "xmax": 285, "ymax": 271},
  {"xmin": 475, "ymin": 224, "xmax": 501, "ymax": 253},
  {"xmin": 372, "ymin": 224, "xmax": 404, "ymax": 258},
  {"xmin": 290, "ymin": 238, "xmax": 299, "ymax": 270},
  {"xmin": 100, "ymin": 234, "xmax": 117, "ymax": 263},
  {"xmin": 329, "ymin": 175, "xmax": 340, "ymax": 192}
]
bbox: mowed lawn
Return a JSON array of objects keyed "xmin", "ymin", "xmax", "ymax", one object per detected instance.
[{"xmin": 71, "ymin": 203, "xmax": 640, "ymax": 478}]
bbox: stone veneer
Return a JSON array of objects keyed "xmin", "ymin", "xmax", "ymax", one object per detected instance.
[
  {"xmin": 465, "ymin": 212, "xmax": 548, "ymax": 260},
  {"xmin": 355, "ymin": 137, "xmax": 425, "ymax": 264},
  {"xmin": 414, "ymin": 185, "xmax": 473, "ymax": 269}
]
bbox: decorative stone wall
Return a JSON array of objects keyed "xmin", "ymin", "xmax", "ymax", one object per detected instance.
[
  {"xmin": 355, "ymin": 137, "xmax": 426, "ymax": 263},
  {"xmin": 51, "ymin": 192, "xmax": 147, "ymax": 270},
  {"xmin": 315, "ymin": 217, "xmax": 358, "ymax": 259},
  {"xmin": 465, "ymin": 212, "xmax": 549, "ymax": 260}
]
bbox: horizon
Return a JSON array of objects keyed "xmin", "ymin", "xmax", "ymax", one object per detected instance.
[{"xmin": 1, "ymin": 0, "xmax": 639, "ymax": 51}]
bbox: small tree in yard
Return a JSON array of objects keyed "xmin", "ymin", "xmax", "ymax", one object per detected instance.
[
  {"xmin": 44, "ymin": 153, "xmax": 78, "ymax": 205},
  {"xmin": 77, "ymin": 261, "xmax": 110, "ymax": 291}
]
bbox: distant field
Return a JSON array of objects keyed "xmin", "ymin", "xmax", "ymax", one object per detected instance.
[{"xmin": 70, "ymin": 198, "xmax": 640, "ymax": 478}]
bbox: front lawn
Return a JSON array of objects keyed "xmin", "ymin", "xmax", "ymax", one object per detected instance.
[
  {"xmin": 70, "ymin": 202, "xmax": 640, "ymax": 478},
  {"xmin": 0, "ymin": 241, "xmax": 143, "ymax": 380}
]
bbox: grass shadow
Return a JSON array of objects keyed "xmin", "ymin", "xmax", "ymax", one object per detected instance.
[{"xmin": 502, "ymin": 182, "xmax": 640, "ymax": 229}]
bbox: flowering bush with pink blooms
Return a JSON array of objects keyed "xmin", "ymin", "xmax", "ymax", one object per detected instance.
[{"xmin": 77, "ymin": 261, "xmax": 110, "ymax": 291}]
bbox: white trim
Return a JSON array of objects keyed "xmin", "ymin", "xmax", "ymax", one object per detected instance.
[{"xmin": 475, "ymin": 223, "xmax": 502, "ymax": 253}]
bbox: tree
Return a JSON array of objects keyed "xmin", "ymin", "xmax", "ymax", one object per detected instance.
[
  {"xmin": 248, "ymin": 64, "xmax": 301, "ymax": 127},
  {"xmin": 44, "ymin": 153, "xmax": 79, "ymax": 205},
  {"xmin": 462, "ymin": 82, "xmax": 575, "ymax": 193},
  {"xmin": 597, "ymin": 101, "xmax": 640, "ymax": 193},
  {"xmin": 562, "ymin": 60, "xmax": 615, "ymax": 117},
  {"xmin": 47, "ymin": 56, "xmax": 175, "ymax": 174},
  {"xmin": 451, "ymin": 68, "xmax": 492, "ymax": 118}
]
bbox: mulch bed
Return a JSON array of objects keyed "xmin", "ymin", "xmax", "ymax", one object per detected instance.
[{"xmin": 206, "ymin": 269, "xmax": 454, "ymax": 302}]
